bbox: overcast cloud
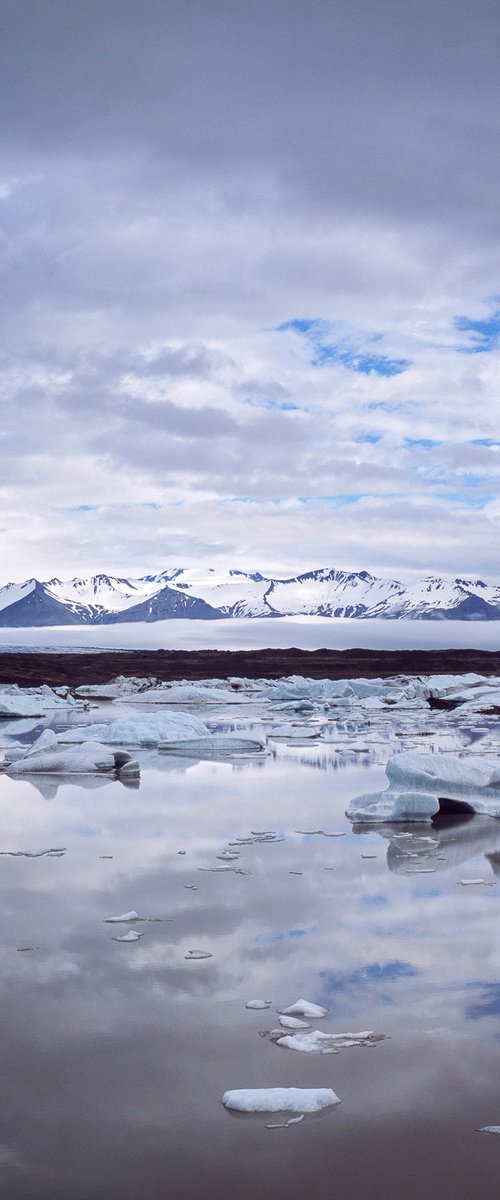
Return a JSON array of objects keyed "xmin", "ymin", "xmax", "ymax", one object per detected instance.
[{"xmin": 0, "ymin": 0, "xmax": 499, "ymax": 583}]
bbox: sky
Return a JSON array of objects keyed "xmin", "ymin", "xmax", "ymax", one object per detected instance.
[{"xmin": 0, "ymin": 0, "xmax": 499, "ymax": 585}]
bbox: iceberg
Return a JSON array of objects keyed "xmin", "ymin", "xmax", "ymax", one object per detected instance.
[
  {"xmin": 222, "ymin": 1087, "xmax": 340, "ymax": 1113},
  {"xmin": 122, "ymin": 683, "xmax": 249, "ymax": 705},
  {"xmin": 1, "ymin": 729, "xmax": 140, "ymax": 777},
  {"xmin": 0, "ymin": 684, "xmax": 87, "ymax": 718},
  {"xmin": 158, "ymin": 732, "xmax": 266, "ymax": 758},
  {"xmin": 347, "ymin": 789, "xmax": 439, "ymax": 824},
  {"xmin": 347, "ymin": 751, "xmax": 500, "ymax": 823},
  {"xmin": 57, "ymin": 711, "xmax": 209, "ymax": 748}
]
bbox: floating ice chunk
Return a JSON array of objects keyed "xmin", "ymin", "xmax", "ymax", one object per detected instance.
[
  {"xmin": 276, "ymin": 1029, "xmax": 386, "ymax": 1053},
  {"xmin": 124, "ymin": 684, "xmax": 250, "ymax": 705},
  {"xmin": 458, "ymin": 878, "xmax": 495, "ymax": 886},
  {"xmin": 112, "ymin": 930, "xmax": 143, "ymax": 942},
  {"xmin": 278, "ymin": 1015, "xmax": 311, "ymax": 1030},
  {"xmin": 347, "ymin": 788, "xmax": 438, "ymax": 824},
  {"xmin": 222, "ymin": 1087, "xmax": 340, "ymax": 1113},
  {"xmin": 279, "ymin": 999, "xmax": 328, "ymax": 1019},
  {"xmin": 58, "ymin": 712, "xmax": 209, "ymax": 749},
  {"xmin": 0, "ymin": 684, "xmax": 87, "ymax": 718},
  {"xmin": 185, "ymin": 949, "xmax": 213, "ymax": 959},
  {"xmin": 217, "ymin": 851, "xmax": 240, "ymax": 861},
  {"xmin": 158, "ymin": 732, "xmax": 266, "ymax": 757},
  {"xmin": 387, "ymin": 751, "xmax": 500, "ymax": 798},
  {"xmin": 0, "ymin": 846, "xmax": 66, "ymax": 857},
  {"xmin": 246, "ymin": 999, "xmax": 272, "ymax": 1010},
  {"xmin": 477, "ymin": 1126, "xmax": 500, "ymax": 1134},
  {"xmin": 2, "ymin": 729, "xmax": 140, "ymax": 777},
  {"xmin": 104, "ymin": 911, "xmax": 139, "ymax": 923}
]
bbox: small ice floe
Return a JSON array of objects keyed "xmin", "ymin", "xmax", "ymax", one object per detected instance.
[
  {"xmin": 476, "ymin": 1126, "xmax": 500, "ymax": 1134},
  {"xmin": 323, "ymin": 832, "xmax": 346, "ymax": 838},
  {"xmin": 278, "ymin": 1015, "xmax": 311, "ymax": 1030},
  {"xmin": 159, "ymin": 732, "xmax": 266, "ymax": 758},
  {"xmin": 112, "ymin": 930, "xmax": 143, "ymax": 942},
  {"xmin": 217, "ymin": 851, "xmax": 240, "ymax": 861},
  {"xmin": 183, "ymin": 884, "xmax": 198, "ymax": 890},
  {"xmin": 0, "ymin": 846, "xmax": 66, "ymax": 858},
  {"xmin": 104, "ymin": 911, "xmax": 140, "ymax": 923},
  {"xmin": 275, "ymin": 1029, "xmax": 387, "ymax": 1054},
  {"xmin": 279, "ymin": 999, "xmax": 328, "ymax": 1019},
  {"xmin": 229, "ymin": 833, "xmax": 284, "ymax": 845},
  {"xmin": 361, "ymin": 854, "xmax": 377, "ymax": 859},
  {"xmin": 295, "ymin": 829, "xmax": 324, "ymax": 836},
  {"xmin": 185, "ymin": 949, "xmax": 213, "ymax": 959},
  {"xmin": 458, "ymin": 878, "xmax": 495, "ymax": 887},
  {"xmin": 246, "ymin": 999, "xmax": 272, "ymax": 1010},
  {"xmin": 17, "ymin": 946, "xmax": 40, "ymax": 952},
  {"xmin": 178, "ymin": 850, "xmax": 186, "ymax": 855},
  {"xmin": 198, "ymin": 866, "xmax": 251, "ymax": 875},
  {"xmin": 99, "ymin": 855, "xmax": 114, "ymax": 859},
  {"xmin": 266, "ymin": 1114, "xmax": 305, "ymax": 1129},
  {"xmin": 289, "ymin": 871, "xmax": 303, "ymax": 876},
  {"xmin": 222, "ymin": 1087, "xmax": 340, "ymax": 1114}
]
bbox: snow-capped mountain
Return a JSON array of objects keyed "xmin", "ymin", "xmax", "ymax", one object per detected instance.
[{"xmin": 0, "ymin": 567, "xmax": 499, "ymax": 626}]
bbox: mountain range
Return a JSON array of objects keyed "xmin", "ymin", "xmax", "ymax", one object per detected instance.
[{"xmin": 0, "ymin": 567, "xmax": 499, "ymax": 625}]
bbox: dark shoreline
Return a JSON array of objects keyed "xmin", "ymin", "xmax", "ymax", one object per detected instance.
[{"xmin": 1, "ymin": 646, "xmax": 500, "ymax": 688}]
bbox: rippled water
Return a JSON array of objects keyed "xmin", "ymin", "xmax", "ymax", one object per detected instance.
[{"xmin": 1, "ymin": 700, "xmax": 500, "ymax": 1198}]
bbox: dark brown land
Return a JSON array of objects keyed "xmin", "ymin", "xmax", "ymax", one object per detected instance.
[{"xmin": 1, "ymin": 647, "xmax": 500, "ymax": 688}]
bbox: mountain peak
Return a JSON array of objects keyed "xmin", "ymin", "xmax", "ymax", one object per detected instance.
[{"xmin": 0, "ymin": 567, "xmax": 498, "ymax": 624}]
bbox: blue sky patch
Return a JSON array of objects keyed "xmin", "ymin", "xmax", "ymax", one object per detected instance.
[
  {"xmin": 319, "ymin": 959, "xmax": 418, "ymax": 996},
  {"xmin": 466, "ymin": 982, "xmax": 500, "ymax": 1020},
  {"xmin": 455, "ymin": 310, "xmax": 500, "ymax": 352},
  {"xmin": 277, "ymin": 317, "xmax": 410, "ymax": 376}
]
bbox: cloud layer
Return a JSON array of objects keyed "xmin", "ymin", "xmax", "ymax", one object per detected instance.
[{"xmin": 0, "ymin": 0, "xmax": 499, "ymax": 581}]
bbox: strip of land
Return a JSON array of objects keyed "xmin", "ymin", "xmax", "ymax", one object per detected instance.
[{"xmin": 1, "ymin": 647, "xmax": 500, "ymax": 688}]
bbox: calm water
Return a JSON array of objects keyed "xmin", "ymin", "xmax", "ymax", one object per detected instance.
[{"xmin": 1, "ymin": 700, "xmax": 500, "ymax": 1199}]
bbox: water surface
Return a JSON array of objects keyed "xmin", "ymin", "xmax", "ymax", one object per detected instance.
[{"xmin": 1, "ymin": 701, "xmax": 500, "ymax": 1198}]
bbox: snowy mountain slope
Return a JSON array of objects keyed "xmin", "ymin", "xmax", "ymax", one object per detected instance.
[{"xmin": 0, "ymin": 567, "xmax": 499, "ymax": 624}]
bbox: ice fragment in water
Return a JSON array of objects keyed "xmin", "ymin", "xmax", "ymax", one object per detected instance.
[
  {"xmin": 459, "ymin": 878, "xmax": 495, "ymax": 886},
  {"xmin": 0, "ymin": 847, "xmax": 66, "ymax": 858},
  {"xmin": 477, "ymin": 1126, "xmax": 500, "ymax": 1134},
  {"xmin": 278, "ymin": 1015, "xmax": 311, "ymax": 1030},
  {"xmin": 276, "ymin": 1029, "xmax": 387, "ymax": 1054},
  {"xmin": 112, "ymin": 930, "xmax": 143, "ymax": 942},
  {"xmin": 279, "ymin": 999, "xmax": 328, "ymax": 1019},
  {"xmin": 266, "ymin": 1114, "xmax": 305, "ymax": 1128},
  {"xmin": 104, "ymin": 911, "xmax": 139, "ymax": 923},
  {"xmin": 246, "ymin": 999, "xmax": 272, "ymax": 1010},
  {"xmin": 222, "ymin": 1088, "xmax": 340, "ymax": 1113},
  {"xmin": 185, "ymin": 949, "xmax": 213, "ymax": 959}
]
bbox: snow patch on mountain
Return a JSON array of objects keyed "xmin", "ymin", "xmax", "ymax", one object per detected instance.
[{"xmin": 0, "ymin": 566, "xmax": 499, "ymax": 625}]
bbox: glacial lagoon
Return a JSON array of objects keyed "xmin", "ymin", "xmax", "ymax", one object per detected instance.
[{"xmin": 1, "ymin": 690, "xmax": 500, "ymax": 1198}]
